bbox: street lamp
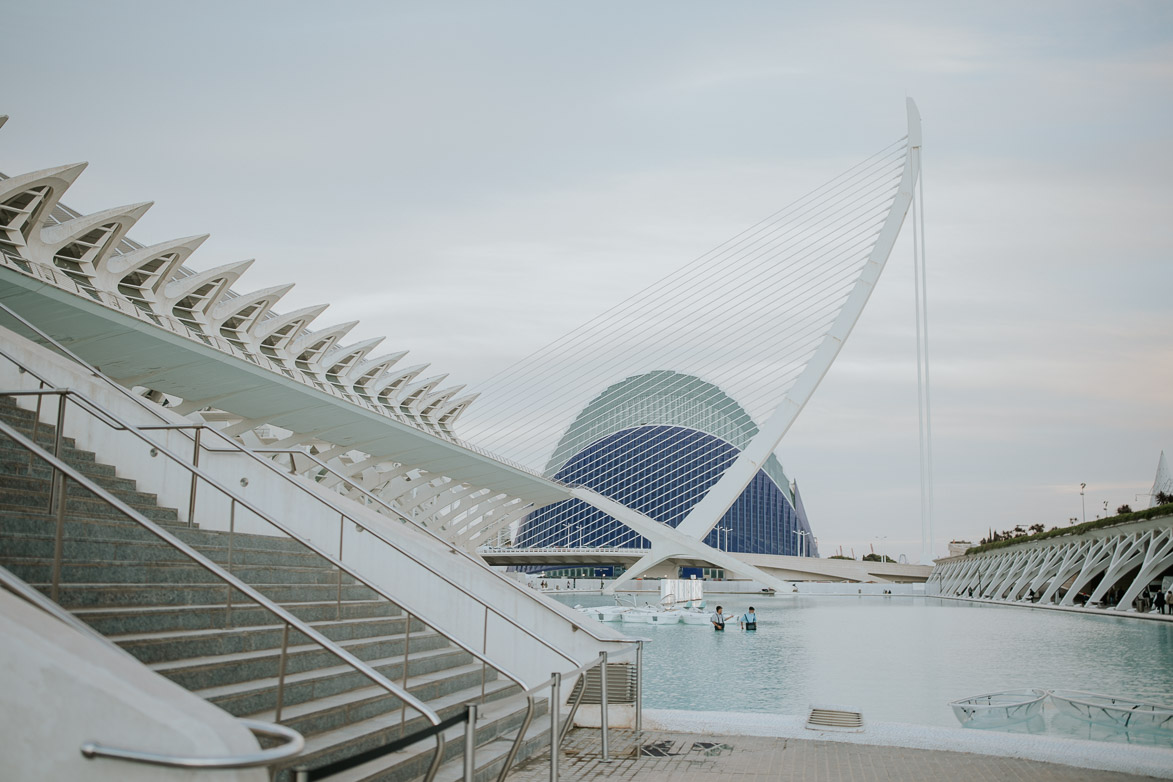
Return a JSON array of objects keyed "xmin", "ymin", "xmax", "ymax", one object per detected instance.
[
  {"xmin": 793, "ymin": 530, "xmax": 809, "ymax": 557},
  {"xmin": 1080, "ymin": 483, "xmax": 1086, "ymax": 524},
  {"xmin": 875, "ymin": 535, "xmax": 888, "ymax": 563}
]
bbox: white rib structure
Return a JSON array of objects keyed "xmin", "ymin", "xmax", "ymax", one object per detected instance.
[{"xmin": 928, "ymin": 514, "xmax": 1173, "ymax": 611}]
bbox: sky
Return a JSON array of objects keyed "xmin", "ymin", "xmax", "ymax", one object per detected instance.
[{"xmin": 3, "ymin": 1, "xmax": 1171, "ymax": 561}]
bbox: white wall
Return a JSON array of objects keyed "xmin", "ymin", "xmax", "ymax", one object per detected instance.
[{"xmin": 0, "ymin": 591, "xmax": 265, "ymax": 782}]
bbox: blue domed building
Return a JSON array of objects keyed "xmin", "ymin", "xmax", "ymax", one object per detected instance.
[{"xmin": 516, "ymin": 370, "xmax": 817, "ymax": 557}]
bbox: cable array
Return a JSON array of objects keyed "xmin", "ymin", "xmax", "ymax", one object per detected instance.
[{"xmin": 461, "ymin": 138, "xmax": 908, "ymax": 549}]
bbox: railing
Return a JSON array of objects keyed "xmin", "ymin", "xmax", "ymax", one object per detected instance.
[
  {"xmin": 0, "ymin": 422, "xmax": 441, "ymax": 777},
  {"xmin": 295, "ymin": 643, "xmax": 642, "ymax": 782},
  {"xmin": 3, "ymin": 563, "xmax": 307, "ymax": 772},
  {"xmin": 0, "ymin": 300, "xmax": 625, "ymax": 651},
  {"xmin": 0, "ymin": 301, "xmax": 643, "ymax": 778}
]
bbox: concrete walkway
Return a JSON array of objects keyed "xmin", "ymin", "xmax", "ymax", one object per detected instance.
[{"xmin": 508, "ymin": 728, "xmax": 1165, "ymax": 782}]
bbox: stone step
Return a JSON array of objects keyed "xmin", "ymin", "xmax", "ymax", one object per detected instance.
[
  {"xmin": 0, "ymin": 472, "xmax": 171, "ymax": 512},
  {"xmin": 72, "ymin": 598, "xmax": 402, "ymax": 636},
  {"xmin": 201, "ymin": 644, "xmax": 470, "ymax": 719},
  {"xmin": 150, "ymin": 629, "xmax": 458, "ymax": 693},
  {"xmin": 43, "ymin": 581, "xmax": 383, "ymax": 609},
  {"xmin": 249, "ymin": 658, "xmax": 496, "ymax": 740},
  {"xmin": 0, "ymin": 485, "xmax": 179, "ymax": 522},
  {"xmin": 425, "ymin": 702, "xmax": 555, "ymax": 782},
  {"xmin": 113, "ymin": 613, "xmax": 426, "ymax": 665},
  {"xmin": 0, "ymin": 532, "xmax": 337, "ymax": 571},
  {"xmin": 1, "ymin": 558, "xmax": 357, "ymax": 588},
  {"xmin": 278, "ymin": 676, "xmax": 526, "ymax": 782}
]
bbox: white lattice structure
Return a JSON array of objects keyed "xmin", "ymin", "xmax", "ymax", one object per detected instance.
[{"xmin": 926, "ymin": 513, "xmax": 1173, "ymax": 611}]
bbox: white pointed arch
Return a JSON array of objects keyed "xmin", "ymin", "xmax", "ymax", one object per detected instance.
[
  {"xmin": 0, "ymin": 162, "xmax": 88, "ymax": 257},
  {"xmin": 100, "ymin": 235, "xmax": 210, "ymax": 306},
  {"xmin": 159, "ymin": 259, "xmax": 255, "ymax": 332}
]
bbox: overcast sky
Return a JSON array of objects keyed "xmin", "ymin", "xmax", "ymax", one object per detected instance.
[{"xmin": 3, "ymin": 1, "xmax": 1171, "ymax": 561}]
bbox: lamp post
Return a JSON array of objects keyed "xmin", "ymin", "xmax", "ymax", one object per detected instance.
[
  {"xmin": 875, "ymin": 535, "xmax": 888, "ymax": 563},
  {"xmin": 793, "ymin": 530, "xmax": 808, "ymax": 557},
  {"xmin": 1080, "ymin": 483, "xmax": 1086, "ymax": 524}
]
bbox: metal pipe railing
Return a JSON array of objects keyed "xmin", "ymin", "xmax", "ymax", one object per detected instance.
[
  {"xmin": 0, "ymin": 385, "xmax": 531, "ymax": 697},
  {"xmin": 80, "ymin": 720, "xmax": 305, "ymax": 770},
  {"xmin": 0, "ymin": 419, "xmax": 447, "ymax": 782},
  {"xmin": 0, "ymin": 303, "xmax": 644, "ymax": 780},
  {"xmin": 0, "ymin": 299, "xmax": 625, "ymax": 651}
]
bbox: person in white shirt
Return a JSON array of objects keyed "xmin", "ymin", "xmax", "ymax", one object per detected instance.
[{"xmin": 709, "ymin": 606, "xmax": 728, "ymax": 631}]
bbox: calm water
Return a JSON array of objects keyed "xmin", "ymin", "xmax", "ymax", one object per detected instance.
[{"xmin": 557, "ymin": 594, "xmax": 1173, "ymax": 746}]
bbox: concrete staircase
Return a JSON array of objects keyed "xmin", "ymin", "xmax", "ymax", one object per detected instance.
[{"xmin": 0, "ymin": 397, "xmax": 552, "ymax": 781}]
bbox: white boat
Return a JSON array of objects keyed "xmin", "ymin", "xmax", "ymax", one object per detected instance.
[
  {"xmin": 1048, "ymin": 690, "xmax": 1173, "ymax": 731},
  {"xmin": 949, "ymin": 689, "xmax": 1047, "ymax": 726}
]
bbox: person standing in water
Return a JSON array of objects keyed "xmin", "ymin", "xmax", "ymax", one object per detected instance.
[
  {"xmin": 740, "ymin": 607, "xmax": 757, "ymax": 630},
  {"xmin": 709, "ymin": 605, "xmax": 729, "ymax": 631}
]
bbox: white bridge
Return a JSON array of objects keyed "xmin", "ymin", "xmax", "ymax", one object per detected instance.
[{"xmin": 479, "ymin": 546, "xmax": 932, "ymax": 584}]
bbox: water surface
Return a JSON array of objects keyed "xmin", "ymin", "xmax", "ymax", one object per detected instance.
[{"xmin": 556, "ymin": 594, "xmax": 1173, "ymax": 746}]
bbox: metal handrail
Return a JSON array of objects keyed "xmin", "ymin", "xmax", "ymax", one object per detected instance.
[
  {"xmin": 0, "ymin": 419, "xmax": 447, "ymax": 782},
  {"xmin": 1, "ymin": 565, "xmax": 308, "ymax": 771},
  {"xmin": 235, "ymin": 445, "xmax": 631, "ymax": 649},
  {"xmin": 0, "ymin": 302, "xmax": 642, "ymax": 779},
  {"xmin": 80, "ymin": 720, "xmax": 305, "ymax": 770},
  {"xmin": 0, "ymin": 384, "xmax": 530, "ymax": 689},
  {"xmin": 0, "ymin": 299, "xmax": 628, "ymax": 652}
]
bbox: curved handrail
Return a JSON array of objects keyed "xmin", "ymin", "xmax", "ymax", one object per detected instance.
[
  {"xmin": 0, "ymin": 300, "xmax": 630, "ymax": 655},
  {"xmin": 0, "ymin": 421, "xmax": 445, "ymax": 767},
  {"xmin": 80, "ymin": 719, "xmax": 305, "ymax": 770},
  {"xmin": 0, "ymin": 386, "xmax": 531, "ymax": 692},
  {"xmin": 232, "ymin": 444, "xmax": 632, "ymax": 649}
]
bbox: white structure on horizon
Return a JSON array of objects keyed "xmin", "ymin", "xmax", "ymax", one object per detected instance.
[{"xmin": 1151, "ymin": 451, "xmax": 1172, "ymax": 507}]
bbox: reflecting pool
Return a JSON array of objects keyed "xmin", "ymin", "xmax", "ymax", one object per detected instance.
[{"xmin": 556, "ymin": 594, "xmax": 1173, "ymax": 746}]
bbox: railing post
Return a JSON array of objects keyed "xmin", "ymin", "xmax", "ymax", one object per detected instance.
[
  {"xmin": 51, "ymin": 472, "xmax": 67, "ymax": 603},
  {"xmin": 463, "ymin": 703, "xmax": 478, "ymax": 782},
  {"xmin": 187, "ymin": 427, "xmax": 201, "ymax": 528},
  {"xmin": 635, "ymin": 640, "xmax": 643, "ymax": 733},
  {"xmin": 402, "ymin": 612, "xmax": 412, "ymax": 728},
  {"xmin": 47, "ymin": 394, "xmax": 65, "ymax": 513},
  {"xmin": 549, "ymin": 672, "xmax": 561, "ymax": 782},
  {"xmin": 275, "ymin": 623, "xmax": 290, "ymax": 722},
  {"xmin": 481, "ymin": 605, "xmax": 489, "ymax": 701},
  {"xmin": 27, "ymin": 381, "xmax": 44, "ymax": 474},
  {"xmin": 337, "ymin": 514, "xmax": 345, "ymax": 620},
  {"xmin": 599, "ymin": 651, "xmax": 609, "ymax": 762},
  {"xmin": 225, "ymin": 500, "xmax": 235, "ymax": 628}
]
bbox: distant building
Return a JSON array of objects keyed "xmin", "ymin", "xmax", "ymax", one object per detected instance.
[
  {"xmin": 948, "ymin": 540, "xmax": 974, "ymax": 557},
  {"xmin": 1151, "ymin": 451, "xmax": 1172, "ymax": 507},
  {"xmin": 516, "ymin": 370, "xmax": 817, "ymax": 557}
]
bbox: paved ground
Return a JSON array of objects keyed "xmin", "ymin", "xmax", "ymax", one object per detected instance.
[{"xmin": 508, "ymin": 728, "xmax": 1163, "ymax": 781}]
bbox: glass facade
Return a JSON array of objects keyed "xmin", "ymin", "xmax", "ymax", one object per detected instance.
[{"xmin": 517, "ymin": 424, "xmax": 817, "ymax": 556}]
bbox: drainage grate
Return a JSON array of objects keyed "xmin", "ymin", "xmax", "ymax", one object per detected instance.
[{"xmin": 805, "ymin": 705, "xmax": 865, "ymax": 732}]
